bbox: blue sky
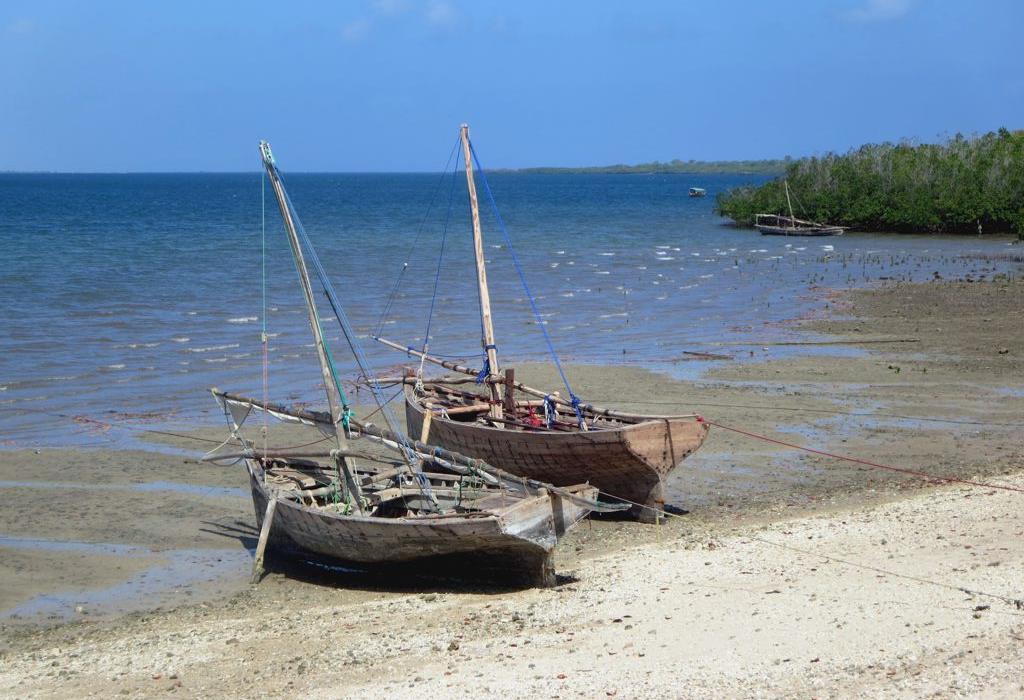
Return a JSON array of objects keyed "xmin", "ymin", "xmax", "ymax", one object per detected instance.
[{"xmin": 1, "ymin": 0, "xmax": 1020, "ymax": 171}]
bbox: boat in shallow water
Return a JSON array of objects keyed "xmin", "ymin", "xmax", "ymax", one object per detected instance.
[
  {"xmin": 373, "ymin": 125, "xmax": 709, "ymax": 522},
  {"xmin": 755, "ymin": 181, "xmax": 846, "ymax": 236},
  {"xmin": 206, "ymin": 141, "xmax": 614, "ymax": 587}
]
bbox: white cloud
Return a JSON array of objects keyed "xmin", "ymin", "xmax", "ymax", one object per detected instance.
[
  {"xmin": 341, "ymin": 17, "xmax": 372, "ymax": 43},
  {"xmin": 371, "ymin": 0, "xmax": 412, "ymax": 16},
  {"xmin": 844, "ymin": 0, "xmax": 916, "ymax": 22},
  {"xmin": 424, "ymin": 0, "xmax": 459, "ymax": 29}
]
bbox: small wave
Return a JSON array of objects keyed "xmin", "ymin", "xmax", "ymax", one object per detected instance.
[
  {"xmin": 658, "ymin": 257, "xmax": 675, "ymax": 261},
  {"xmin": 187, "ymin": 343, "xmax": 240, "ymax": 353},
  {"xmin": 599, "ymin": 313, "xmax": 628, "ymax": 318},
  {"xmin": 656, "ymin": 245, "xmax": 671, "ymax": 250},
  {"xmin": 171, "ymin": 337, "xmax": 190, "ymax": 343},
  {"xmin": 555, "ymin": 250, "xmax": 565, "ymax": 255},
  {"xmin": 127, "ymin": 342, "xmax": 161, "ymax": 349},
  {"xmin": 699, "ymin": 274, "xmax": 714, "ymax": 279},
  {"xmin": 599, "ymin": 252, "xmax": 615, "ymax": 256},
  {"xmin": 204, "ymin": 357, "xmax": 228, "ymax": 363},
  {"xmin": 105, "ymin": 364, "xmax": 126, "ymax": 370},
  {"xmin": 595, "ymin": 270, "xmax": 610, "ymax": 275},
  {"xmin": 227, "ymin": 316, "xmax": 258, "ymax": 324},
  {"xmin": 560, "ymin": 292, "xmax": 574, "ymax": 297}
]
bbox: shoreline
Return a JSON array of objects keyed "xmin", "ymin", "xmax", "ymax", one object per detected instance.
[{"xmin": 0, "ymin": 275, "xmax": 1022, "ymax": 696}]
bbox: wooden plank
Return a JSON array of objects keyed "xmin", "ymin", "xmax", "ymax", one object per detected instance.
[
  {"xmin": 251, "ymin": 497, "xmax": 278, "ymax": 584},
  {"xmin": 419, "ymin": 408, "xmax": 433, "ymax": 443}
]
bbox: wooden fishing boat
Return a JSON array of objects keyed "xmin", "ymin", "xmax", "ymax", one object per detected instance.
[
  {"xmin": 206, "ymin": 141, "xmax": 613, "ymax": 587},
  {"xmin": 374, "ymin": 125, "xmax": 709, "ymax": 522},
  {"xmin": 211, "ymin": 390, "xmax": 599, "ymax": 587},
  {"xmin": 755, "ymin": 181, "xmax": 846, "ymax": 236},
  {"xmin": 688, "ymin": 187, "xmax": 707, "ymax": 197}
]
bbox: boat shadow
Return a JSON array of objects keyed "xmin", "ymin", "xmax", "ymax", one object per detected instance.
[{"xmin": 199, "ymin": 518, "xmax": 579, "ymax": 593}]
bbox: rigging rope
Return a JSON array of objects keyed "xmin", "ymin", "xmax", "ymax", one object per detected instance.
[
  {"xmin": 468, "ymin": 140, "xmax": 586, "ymax": 428},
  {"xmin": 703, "ymin": 418, "xmax": 1024, "ymax": 494},
  {"xmin": 260, "ymin": 167, "xmax": 269, "ymax": 459},
  {"xmin": 419, "ymin": 165, "xmax": 459, "ymax": 379},
  {"xmin": 374, "ymin": 135, "xmax": 462, "ymax": 337},
  {"xmin": 275, "ymin": 181, "xmax": 424, "ymax": 480}
]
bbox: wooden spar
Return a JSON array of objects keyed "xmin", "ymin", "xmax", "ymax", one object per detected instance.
[
  {"xmin": 419, "ymin": 408, "xmax": 433, "ymax": 443},
  {"xmin": 784, "ymin": 180, "xmax": 795, "ymax": 224},
  {"xmin": 212, "ymin": 389, "xmax": 628, "ymax": 513},
  {"xmin": 251, "ymin": 497, "xmax": 278, "ymax": 584},
  {"xmin": 503, "ymin": 368, "xmax": 517, "ymax": 421},
  {"xmin": 460, "ymin": 123, "xmax": 502, "ymax": 420},
  {"xmin": 258, "ymin": 141, "xmax": 364, "ymax": 513},
  {"xmin": 371, "ymin": 336, "xmax": 699, "ymax": 421}
]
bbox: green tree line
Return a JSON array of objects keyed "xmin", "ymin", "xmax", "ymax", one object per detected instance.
[
  {"xmin": 716, "ymin": 129, "xmax": 1024, "ymax": 235},
  {"xmin": 500, "ymin": 158, "xmax": 788, "ymax": 175}
]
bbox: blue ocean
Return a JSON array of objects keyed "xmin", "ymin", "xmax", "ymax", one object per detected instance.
[{"xmin": 1, "ymin": 171, "xmax": 1018, "ymax": 447}]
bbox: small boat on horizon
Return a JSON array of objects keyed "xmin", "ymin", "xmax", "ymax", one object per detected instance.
[
  {"xmin": 688, "ymin": 187, "xmax": 707, "ymax": 197},
  {"xmin": 755, "ymin": 180, "xmax": 846, "ymax": 236}
]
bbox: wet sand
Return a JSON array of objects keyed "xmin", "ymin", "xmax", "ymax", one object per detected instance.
[{"xmin": 0, "ymin": 276, "xmax": 1022, "ymax": 697}]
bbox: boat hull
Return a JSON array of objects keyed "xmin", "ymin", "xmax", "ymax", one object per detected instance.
[
  {"xmin": 248, "ymin": 464, "xmax": 593, "ymax": 587},
  {"xmin": 756, "ymin": 225, "xmax": 844, "ymax": 236},
  {"xmin": 405, "ymin": 388, "xmax": 709, "ymax": 522}
]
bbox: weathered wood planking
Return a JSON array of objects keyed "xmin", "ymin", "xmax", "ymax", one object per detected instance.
[{"xmin": 404, "ymin": 385, "xmax": 709, "ymax": 522}]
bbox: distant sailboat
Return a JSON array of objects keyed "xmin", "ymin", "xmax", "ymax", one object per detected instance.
[{"xmin": 756, "ymin": 181, "xmax": 846, "ymax": 236}]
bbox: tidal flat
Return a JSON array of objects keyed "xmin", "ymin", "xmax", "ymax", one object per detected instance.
[{"xmin": 1, "ymin": 276, "xmax": 1022, "ymax": 697}]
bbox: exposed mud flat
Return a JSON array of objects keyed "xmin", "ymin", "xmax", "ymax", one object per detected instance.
[{"xmin": 0, "ymin": 277, "xmax": 1022, "ymax": 697}]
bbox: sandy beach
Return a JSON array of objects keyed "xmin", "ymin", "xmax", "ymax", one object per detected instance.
[{"xmin": 1, "ymin": 275, "xmax": 1022, "ymax": 698}]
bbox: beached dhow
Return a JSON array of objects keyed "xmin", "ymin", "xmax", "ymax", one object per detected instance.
[
  {"xmin": 206, "ymin": 141, "xmax": 614, "ymax": 587},
  {"xmin": 373, "ymin": 125, "xmax": 709, "ymax": 522},
  {"xmin": 755, "ymin": 180, "xmax": 846, "ymax": 236}
]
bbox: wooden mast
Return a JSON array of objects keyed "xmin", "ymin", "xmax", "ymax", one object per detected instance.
[
  {"xmin": 784, "ymin": 180, "xmax": 795, "ymax": 230},
  {"xmin": 460, "ymin": 124, "xmax": 503, "ymax": 419},
  {"xmin": 258, "ymin": 141, "xmax": 364, "ymax": 512}
]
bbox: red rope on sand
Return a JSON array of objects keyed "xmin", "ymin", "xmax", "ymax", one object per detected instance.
[{"xmin": 700, "ymin": 418, "xmax": 1024, "ymax": 495}]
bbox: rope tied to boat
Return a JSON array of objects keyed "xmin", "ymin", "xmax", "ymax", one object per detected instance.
[
  {"xmin": 543, "ymin": 394, "xmax": 556, "ymax": 428},
  {"xmin": 475, "ymin": 356, "xmax": 491, "ymax": 384},
  {"xmin": 468, "ymin": 140, "xmax": 588, "ymax": 430}
]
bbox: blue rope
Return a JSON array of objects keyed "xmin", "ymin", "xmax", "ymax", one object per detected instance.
[
  {"xmin": 468, "ymin": 141, "xmax": 587, "ymax": 428},
  {"xmin": 475, "ymin": 357, "xmax": 491, "ymax": 384}
]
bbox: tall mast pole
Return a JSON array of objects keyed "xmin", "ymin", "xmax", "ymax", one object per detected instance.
[
  {"xmin": 258, "ymin": 141, "xmax": 363, "ymax": 512},
  {"xmin": 460, "ymin": 124, "xmax": 503, "ymax": 419},
  {"xmin": 784, "ymin": 180, "xmax": 795, "ymax": 222}
]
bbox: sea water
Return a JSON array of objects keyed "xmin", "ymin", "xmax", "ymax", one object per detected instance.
[{"xmin": 1, "ymin": 172, "xmax": 1019, "ymax": 446}]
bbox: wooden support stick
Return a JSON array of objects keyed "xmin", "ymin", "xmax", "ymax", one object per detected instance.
[
  {"xmin": 419, "ymin": 409, "xmax": 433, "ymax": 443},
  {"xmin": 503, "ymin": 368, "xmax": 517, "ymax": 422},
  {"xmin": 251, "ymin": 498, "xmax": 278, "ymax": 584}
]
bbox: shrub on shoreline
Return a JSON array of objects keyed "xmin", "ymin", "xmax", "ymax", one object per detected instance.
[{"xmin": 717, "ymin": 129, "xmax": 1024, "ymax": 235}]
